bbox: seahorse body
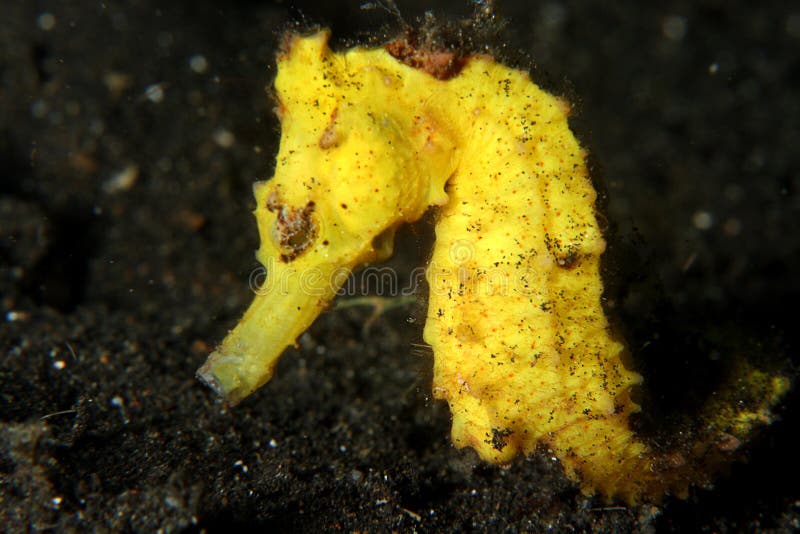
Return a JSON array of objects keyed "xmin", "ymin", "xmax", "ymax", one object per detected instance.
[
  {"xmin": 420, "ymin": 56, "xmax": 648, "ymax": 499},
  {"xmin": 198, "ymin": 31, "xmax": 789, "ymax": 503}
]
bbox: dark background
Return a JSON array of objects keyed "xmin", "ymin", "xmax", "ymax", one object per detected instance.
[{"xmin": 2, "ymin": 0, "xmax": 799, "ymax": 531}]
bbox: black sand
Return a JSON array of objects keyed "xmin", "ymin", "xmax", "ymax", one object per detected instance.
[{"xmin": 2, "ymin": 1, "xmax": 799, "ymax": 531}]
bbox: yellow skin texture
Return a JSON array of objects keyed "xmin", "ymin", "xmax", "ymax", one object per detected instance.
[{"xmin": 198, "ymin": 31, "xmax": 789, "ymax": 503}]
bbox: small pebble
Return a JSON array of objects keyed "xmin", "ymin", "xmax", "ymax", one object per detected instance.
[
  {"xmin": 104, "ymin": 164, "xmax": 139, "ymax": 194},
  {"xmin": 5, "ymin": 311, "xmax": 30, "ymax": 322},
  {"xmin": 37, "ymin": 12, "xmax": 56, "ymax": 31},
  {"xmin": 213, "ymin": 128, "xmax": 235, "ymax": 148},
  {"xmin": 144, "ymin": 83, "xmax": 165, "ymax": 103},
  {"xmin": 692, "ymin": 210, "xmax": 713, "ymax": 230},
  {"xmin": 662, "ymin": 15, "xmax": 687, "ymax": 41},
  {"xmin": 189, "ymin": 54, "xmax": 209, "ymax": 74}
]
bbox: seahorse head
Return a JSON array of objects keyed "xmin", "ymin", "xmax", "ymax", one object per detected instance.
[{"xmin": 258, "ymin": 31, "xmax": 456, "ymax": 270}]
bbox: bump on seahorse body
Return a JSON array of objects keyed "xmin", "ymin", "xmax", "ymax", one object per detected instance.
[{"xmin": 198, "ymin": 29, "xmax": 790, "ymax": 504}]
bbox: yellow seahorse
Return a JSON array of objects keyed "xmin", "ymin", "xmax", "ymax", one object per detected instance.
[{"xmin": 197, "ymin": 30, "xmax": 789, "ymax": 503}]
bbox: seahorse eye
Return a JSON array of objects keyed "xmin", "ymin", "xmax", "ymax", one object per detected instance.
[{"xmin": 268, "ymin": 199, "xmax": 317, "ymax": 262}]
